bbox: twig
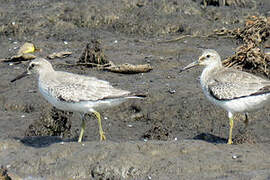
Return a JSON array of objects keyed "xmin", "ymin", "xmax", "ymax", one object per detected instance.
[
  {"xmin": 56, "ymin": 62, "xmax": 111, "ymax": 67},
  {"xmin": 138, "ymin": 33, "xmax": 235, "ymax": 44}
]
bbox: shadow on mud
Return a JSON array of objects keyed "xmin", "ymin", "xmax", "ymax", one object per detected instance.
[
  {"xmin": 14, "ymin": 136, "xmax": 77, "ymax": 148},
  {"xmin": 193, "ymin": 133, "xmax": 227, "ymax": 144}
]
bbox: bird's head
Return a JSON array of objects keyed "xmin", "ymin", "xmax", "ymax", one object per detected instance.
[
  {"xmin": 180, "ymin": 49, "xmax": 222, "ymax": 72},
  {"xmin": 11, "ymin": 58, "xmax": 53, "ymax": 82}
]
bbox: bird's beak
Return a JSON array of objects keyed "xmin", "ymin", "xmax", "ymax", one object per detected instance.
[
  {"xmin": 10, "ymin": 71, "xmax": 30, "ymax": 83},
  {"xmin": 179, "ymin": 61, "xmax": 199, "ymax": 73}
]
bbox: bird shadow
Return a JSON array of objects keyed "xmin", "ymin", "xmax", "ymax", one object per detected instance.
[
  {"xmin": 193, "ymin": 133, "xmax": 227, "ymax": 144},
  {"xmin": 14, "ymin": 136, "xmax": 78, "ymax": 148}
]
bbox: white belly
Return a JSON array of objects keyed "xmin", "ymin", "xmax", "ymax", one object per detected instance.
[{"xmin": 204, "ymin": 90, "xmax": 270, "ymax": 113}]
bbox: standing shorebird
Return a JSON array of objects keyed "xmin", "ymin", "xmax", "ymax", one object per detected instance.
[
  {"xmin": 11, "ymin": 58, "xmax": 143, "ymax": 142},
  {"xmin": 181, "ymin": 49, "xmax": 270, "ymax": 144}
]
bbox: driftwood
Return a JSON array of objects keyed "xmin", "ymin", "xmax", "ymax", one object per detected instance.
[
  {"xmin": 0, "ymin": 53, "xmax": 36, "ymax": 63},
  {"xmin": 58, "ymin": 62, "xmax": 153, "ymax": 74},
  {"xmin": 104, "ymin": 63, "xmax": 152, "ymax": 74},
  {"xmin": 47, "ymin": 51, "xmax": 72, "ymax": 59}
]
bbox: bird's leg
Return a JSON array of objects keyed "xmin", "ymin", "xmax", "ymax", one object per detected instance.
[
  {"xmin": 93, "ymin": 111, "xmax": 106, "ymax": 141},
  {"xmin": 228, "ymin": 112, "xmax": 234, "ymax": 144},
  {"xmin": 243, "ymin": 113, "xmax": 249, "ymax": 129},
  {"xmin": 203, "ymin": 0, "xmax": 207, "ymax": 7},
  {"xmin": 78, "ymin": 114, "xmax": 86, "ymax": 142}
]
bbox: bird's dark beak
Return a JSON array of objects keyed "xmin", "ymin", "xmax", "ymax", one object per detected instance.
[
  {"xmin": 179, "ymin": 61, "xmax": 199, "ymax": 73},
  {"xmin": 10, "ymin": 71, "xmax": 29, "ymax": 83}
]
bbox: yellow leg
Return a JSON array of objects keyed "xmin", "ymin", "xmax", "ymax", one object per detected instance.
[
  {"xmin": 93, "ymin": 111, "xmax": 106, "ymax": 141},
  {"xmin": 228, "ymin": 114, "xmax": 234, "ymax": 144},
  {"xmin": 203, "ymin": 0, "xmax": 207, "ymax": 7},
  {"xmin": 78, "ymin": 118, "xmax": 85, "ymax": 142}
]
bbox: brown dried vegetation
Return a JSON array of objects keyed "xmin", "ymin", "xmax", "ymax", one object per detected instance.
[{"xmin": 216, "ymin": 16, "xmax": 270, "ymax": 77}]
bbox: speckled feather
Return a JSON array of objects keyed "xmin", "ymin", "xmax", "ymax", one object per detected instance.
[
  {"xmin": 39, "ymin": 71, "xmax": 131, "ymax": 103},
  {"xmin": 206, "ymin": 69, "xmax": 270, "ymax": 100}
]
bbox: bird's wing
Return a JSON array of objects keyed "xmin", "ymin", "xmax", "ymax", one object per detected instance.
[
  {"xmin": 207, "ymin": 69, "xmax": 270, "ymax": 100},
  {"xmin": 42, "ymin": 72, "xmax": 131, "ymax": 102}
]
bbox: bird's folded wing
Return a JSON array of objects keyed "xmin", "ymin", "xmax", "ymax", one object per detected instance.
[
  {"xmin": 45, "ymin": 72, "xmax": 131, "ymax": 102},
  {"xmin": 207, "ymin": 70, "xmax": 270, "ymax": 100}
]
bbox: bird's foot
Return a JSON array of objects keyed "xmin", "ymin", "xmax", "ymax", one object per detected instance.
[
  {"xmin": 99, "ymin": 130, "xmax": 106, "ymax": 141},
  {"xmin": 227, "ymin": 139, "xmax": 233, "ymax": 145}
]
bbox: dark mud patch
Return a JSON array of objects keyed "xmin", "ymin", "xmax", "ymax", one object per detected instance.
[
  {"xmin": 24, "ymin": 106, "xmax": 73, "ymax": 139},
  {"xmin": 233, "ymin": 129, "xmax": 258, "ymax": 144},
  {"xmin": 142, "ymin": 122, "xmax": 172, "ymax": 141},
  {"xmin": 193, "ymin": 133, "xmax": 227, "ymax": 143}
]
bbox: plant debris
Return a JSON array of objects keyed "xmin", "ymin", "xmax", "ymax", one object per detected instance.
[
  {"xmin": 214, "ymin": 16, "xmax": 270, "ymax": 45},
  {"xmin": 214, "ymin": 16, "xmax": 270, "ymax": 77},
  {"xmin": 78, "ymin": 40, "xmax": 110, "ymax": 66},
  {"xmin": 104, "ymin": 63, "xmax": 153, "ymax": 74},
  {"xmin": 62, "ymin": 40, "xmax": 153, "ymax": 74}
]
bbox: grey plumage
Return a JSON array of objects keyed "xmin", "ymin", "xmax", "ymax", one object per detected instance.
[
  {"xmin": 206, "ymin": 69, "xmax": 270, "ymax": 100},
  {"xmin": 40, "ymin": 71, "xmax": 131, "ymax": 103}
]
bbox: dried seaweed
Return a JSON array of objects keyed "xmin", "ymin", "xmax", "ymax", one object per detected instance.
[
  {"xmin": 232, "ymin": 16, "xmax": 269, "ymax": 45},
  {"xmin": 47, "ymin": 51, "xmax": 72, "ymax": 59},
  {"xmin": 216, "ymin": 16, "xmax": 270, "ymax": 77},
  {"xmin": 78, "ymin": 40, "xmax": 110, "ymax": 66}
]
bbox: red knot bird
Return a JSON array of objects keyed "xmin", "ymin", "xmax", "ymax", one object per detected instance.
[
  {"xmin": 181, "ymin": 49, "xmax": 270, "ymax": 144},
  {"xmin": 11, "ymin": 58, "xmax": 144, "ymax": 142}
]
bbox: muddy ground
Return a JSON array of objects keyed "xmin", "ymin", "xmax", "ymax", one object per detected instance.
[{"xmin": 1, "ymin": 0, "xmax": 270, "ymax": 179}]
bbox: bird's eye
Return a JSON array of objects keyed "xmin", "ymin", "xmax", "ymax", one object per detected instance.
[
  {"xmin": 29, "ymin": 63, "xmax": 35, "ymax": 69},
  {"xmin": 206, "ymin": 54, "xmax": 210, "ymax": 58}
]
